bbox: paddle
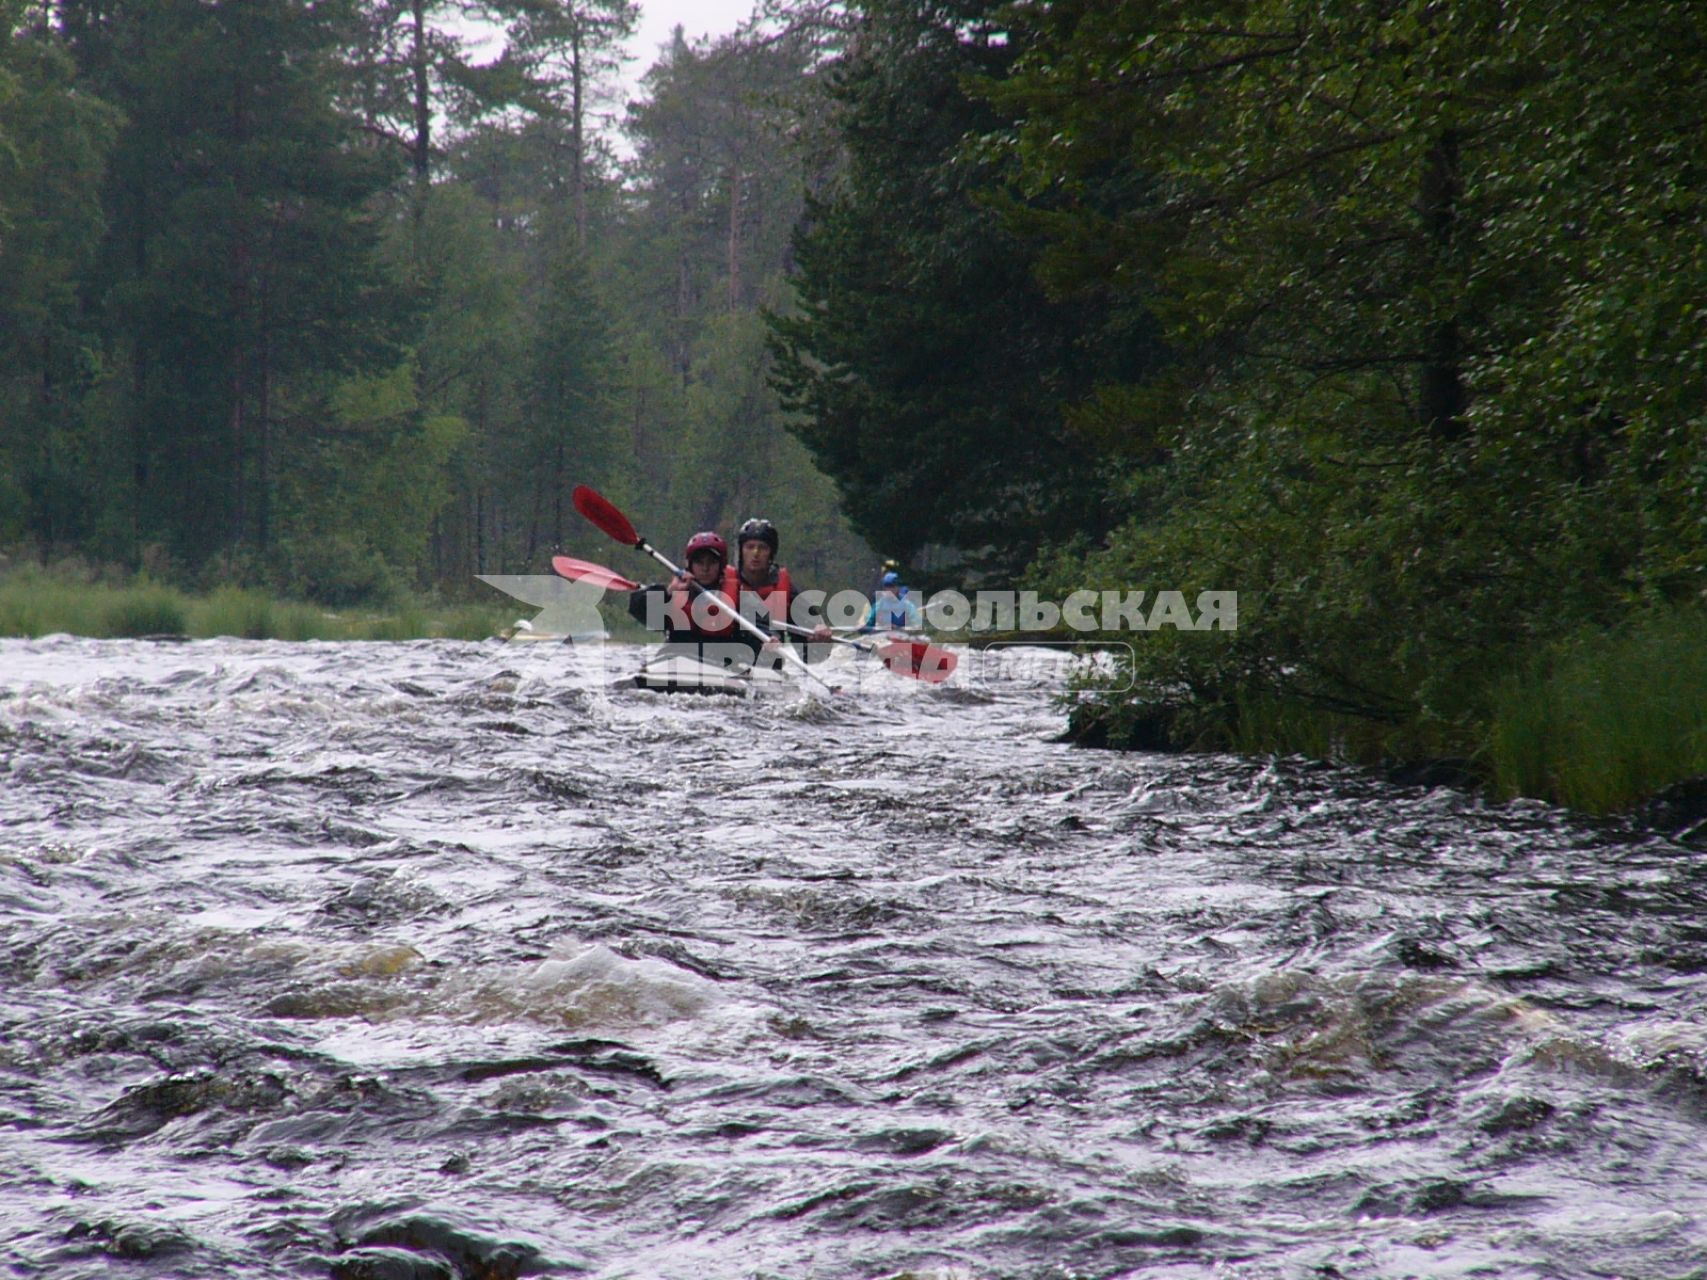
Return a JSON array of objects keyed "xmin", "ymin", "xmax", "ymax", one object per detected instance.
[
  {"xmin": 571, "ymin": 485, "xmax": 836, "ymax": 695},
  {"xmin": 554, "ymin": 553, "xmax": 746, "ymax": 631},
  {"xmin": 768, "ymin": 619, "xmax": 957, "ymax": 684},
  {"xmin": 550, "ymin": 555, "xmax": 640, "ymax": 593}
]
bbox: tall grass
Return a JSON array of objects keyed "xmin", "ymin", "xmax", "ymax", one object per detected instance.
[
  {"xmin": 189, "ymin": 586, "xmax": 277, "ymax": 639},
  {"xmin": 100, "ymin": 583, "xmax": 188, "ymax": 637},
  {"xmin": 0, "ymin": 567, "xmax": 185, "ymax": 637},
  {"xmin": 435, "ymin": 604, "xmax": 511, "ymax": 641},
  {"xmin": 1228, "ymin": 693, "xmax": 1379, "ymax": 762},
  {"xmin": 0, "ymin": 566, "xmax": 512, "ymax": 643},
  {"xmin": 0, "ymin": 568, "xmax": 97, "ymax": 636},
  {"xmin": 1489, "ymin": 608, "xmax": 1707, "ymax": 812}
]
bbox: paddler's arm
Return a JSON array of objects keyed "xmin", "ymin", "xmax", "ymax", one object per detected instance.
[
  {"xmin": 626, "ymin": 585, "xmax": 668, "ymax": 631},
  {"xmin": 781, "ymin": 580, "xmax": 834, "ymax": 658}
]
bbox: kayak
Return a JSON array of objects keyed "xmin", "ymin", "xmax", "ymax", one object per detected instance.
[
  {"xmin": 498, "ymin": 619, "xmax": 607, "ymax": 644},
  {"xmin": 847, "ymin": 628, "xmax": 934, "ymax": 650},
  {"xmin": 615, "ymin": 651, "xmax": 796, "ymax": 697}
]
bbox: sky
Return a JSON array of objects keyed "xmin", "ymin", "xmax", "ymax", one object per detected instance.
[
  {"xmin": 594, "ymin": 0, "xmax": 763, "ymax": 158},
  {"xmin": 455, "ymin": 1, "xmax": 761, "ymax": 138},
  {"xmin": 621, "ymin": 0, "xmax": 759, "ymax": 103}
]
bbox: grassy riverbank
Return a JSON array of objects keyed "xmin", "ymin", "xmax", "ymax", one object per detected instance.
[
  {"xmin": 1486, "ymin": 609, "xmax": 1707, "ymax": 813},
  {"xmin": 0, "ymin": 564, "xmax": 512, "ymax": 642},
  {"xmin": 1064, "ymin": 605, "xmax": 1707, "ymax": 818}
]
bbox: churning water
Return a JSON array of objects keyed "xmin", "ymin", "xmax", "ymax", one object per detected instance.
[{"xmin": 2, "ymin": 635, "xmax": 1704, "ymax": 1279}]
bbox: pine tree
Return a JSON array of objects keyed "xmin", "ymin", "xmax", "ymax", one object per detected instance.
[
  {"xmin": 0, "ymin": 4, "xmax": 119, "ymax": 546},
  {"xmin": 64, "ymin": 0, "xmax": 409, "ymax": 565},
  {"xmin": 766, "ymin": 0, "xmax": 1151, "ymax": 579}
]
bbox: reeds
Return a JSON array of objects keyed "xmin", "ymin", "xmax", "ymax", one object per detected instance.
[
  {"xmin": 0, "ymin": 565, "xmax": 512, "ymax": 643},
  {"xmin": 1489, "ymin": 608, "xmax": 1707, "ymax": 812}
]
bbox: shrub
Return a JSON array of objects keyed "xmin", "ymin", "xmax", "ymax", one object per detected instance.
[
  {"xmin": 273, "ymin": 534, "xmax": 400, "ymax": 609},
  {"xmin": 99, "ymin": 584, "xmax": 188, "ymax": 637}
]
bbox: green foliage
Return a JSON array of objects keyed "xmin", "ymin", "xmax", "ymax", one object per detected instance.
[
  {"xmin": 0, "ymin": 564, "xmax": 185, "ymax": 636},
  {"xmin": 4, "ymin": 0, "xmax": 876, "ymax": 609},
  {"xmin": 339, "ymin": 367, "xmax": 468, "ymax": 567},
  {"xmin": 98, "ymin": 582, "xmax": 188, "ymax": 637},
  {"xmin": 0, "ymin": 562, "xmax": 510, "ymax": 639},
  {"xmin": 60, "ymin": 0, "xmax": 413, "ymax": 564},
  {"xmin": 625, "ymin": 26, "xmax": 816, "ymax": 343},
  {"xmin": 433, "ymin": 602, "xmax": 512, "ymax": 641},
  {"xmin": 986, "ymin": 0, "xmax": 1707, "ymax": 801},
  {"xmin": 0, "ymin": 563, "xmax": 104, "ymax": 636},
  {"xmin": 267, "ymin": 357, "xmax": 462, "ymax": 603},
  {"xmin": 673, "ymin": 307, "xmax": 870, "ymax": 584},
  {"xmin": 768, "ymin": 0, "xmax": 1155, "ymax": 579},
  {"xmin": 360, "ymin": 604, "xmax": 428, "ymax": 640},
  {"xmin": 1490, "ymin": 610, "xmax": 1707, "ymax": 813},
  {"xmin": 272, "ymin": 531, "xmax": 401, "ymax": 609},
  {"xmin": 396, "ymin": 180, "xmax": 526, "ymax": 585},
  {"xmin": 0, "ymin": 12, "xmax": 119, "ymax": 550},
  {"xmin": 603, "ymin": 24, "xmax": 877, "ymax": 588},
  {"xmin": 193, "ymin": 586, "xmax": 282, "ymax": 640},
  {"xmin": 516, "ymin": 239, "xmax": 622, "ymax": 554}
]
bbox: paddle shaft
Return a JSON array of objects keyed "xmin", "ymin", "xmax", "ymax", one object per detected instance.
[
  {"xmin": 769, "ymin": 619, "xmax": 883, "ymax": 656},
  {"xmin": 770, "ymin": 618, "xmax": 956, "ymax": 684}
]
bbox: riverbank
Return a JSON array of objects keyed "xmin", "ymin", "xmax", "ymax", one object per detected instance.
[
  {"xmin": 1059, "ymin": 605, "xmax": 1707, "ymax": 820},
  {"xmin": 0, "ymin": 562, "xmax": 513, "ymax": 642}
]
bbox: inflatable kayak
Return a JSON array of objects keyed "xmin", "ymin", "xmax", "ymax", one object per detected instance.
[{"xmin": 615, "ymin": 651, "xmax": 796, "ymax": 697}]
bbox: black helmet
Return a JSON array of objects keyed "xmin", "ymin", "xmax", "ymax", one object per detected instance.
[{"xmin": 736, "ymin": 518, "xmax": 778, "ymax": 555}]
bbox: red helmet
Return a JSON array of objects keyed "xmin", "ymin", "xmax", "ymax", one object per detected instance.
[{"xmin": 683, "ymin": 531, "xmax": 727, "ymax": 563}]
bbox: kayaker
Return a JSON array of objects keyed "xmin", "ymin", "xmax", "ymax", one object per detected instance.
[
  {"xmin": 869, "ymin": 557, "xmax": 901, "ymax": 597},
  {"xmin": 863, "ymin": 570, "xmax": 923, "ymax": 633},
  {"xmin": 725, "ymin": 518, "xmax": 832, "ymax": 659},
  {"xmin": 626, "ymin": 531, "xmax": 750, "ymax": 667}
]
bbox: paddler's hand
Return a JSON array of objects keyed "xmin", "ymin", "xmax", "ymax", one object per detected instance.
[{"xmin": 810, "ymin": 625, "xmax": 832, "ymax": 642}]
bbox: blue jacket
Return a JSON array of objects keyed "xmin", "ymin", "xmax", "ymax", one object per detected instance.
[{"xmin": 865, "ymin": 587, "xmax": 922, "ymax": 631}]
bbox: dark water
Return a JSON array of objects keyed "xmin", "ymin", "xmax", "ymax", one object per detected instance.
[{"xmin": 2, "ymin": 635, "xmax": 1704, "ymax": 1279}]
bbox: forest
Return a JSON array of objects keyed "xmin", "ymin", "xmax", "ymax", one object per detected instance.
[
  {"xmin": 0, "ymin": 0, "xmax": 874, "ymax": 601},
  {"xmin": 3, "ymin": 0, "xmax": 1705, "ymax": 807}
]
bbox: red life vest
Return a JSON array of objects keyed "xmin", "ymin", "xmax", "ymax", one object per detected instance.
[
  {"xmin": 723, "ymin": 564, "xmax": 792, "ymax": 631},
  {"xmin": 667, "ymin": 578, "xmax": 737, "ymax": 637}
]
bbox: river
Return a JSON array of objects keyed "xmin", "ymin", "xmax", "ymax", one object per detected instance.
[{"xmin": 2, "ymin": 635, "xmax": 1704, "ymax": 1279}]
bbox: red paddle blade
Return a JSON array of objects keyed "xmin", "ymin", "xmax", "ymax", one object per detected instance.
[
  {"xmin": 572, "ymin": 485, "xmax": 639, "ymax": 546},
  {"xmin": 551, "ymin": 556, "xmax": 641, "ymax": 592},
  {"xmin": 878, "ymin": 640, "xmax": 957, "ymax": 683}
]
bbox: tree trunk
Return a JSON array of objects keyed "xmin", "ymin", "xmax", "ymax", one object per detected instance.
[
  {"xmin": 410, "ymin": 0, "xmax": 431, "ymax": 226},
  {"xmin": 229, "ymin": 78, "xmax": 251, "ymax": 552},
  {"xmin": 525, "ymin": 472, "xmax": 543, "ymax": 564},
  {"xmin": 131, "ymin": 342, "xmax": 147, "ymax": 561},
  {"xmin": 256, "ymin": 304, "xmax": 272, "ymax": 554},
  {"xmin": 475, "ymin": 487, "xmax": 486, "ymax": 576},
  {"xmin": 553, "ymin": 438, "xmax": 566, "ymax": 548},
  {"xmin": 1418, "ymin": 128, "xmax": 1467, "ymax": 441},
  {"xmin": 230, "ymin": 362, "xmax": 247, "ymax": 551},
  {"xmin": 571, "ymin": 23, "xmax": 586, "ymax": 247},
  {"xmin": 727, "ymin": 167, "xmax": 742, "ymax": 311}
]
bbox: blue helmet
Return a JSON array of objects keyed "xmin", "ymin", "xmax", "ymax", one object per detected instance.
[{"xmin": 880, "ymin": 571, "xmax": 899, "ymax": 586}]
